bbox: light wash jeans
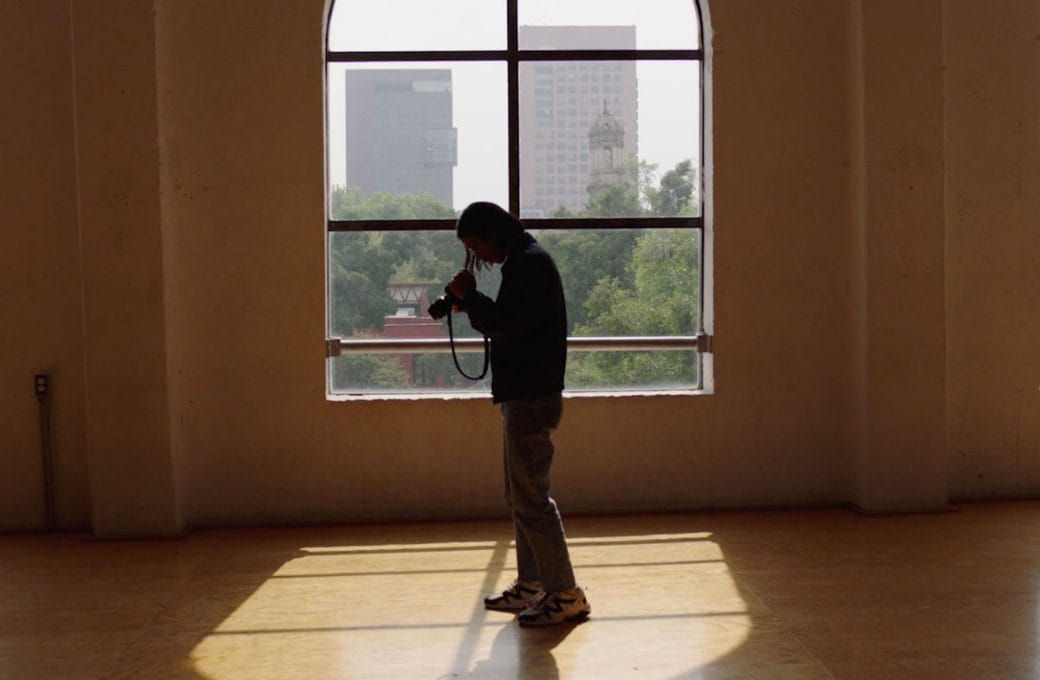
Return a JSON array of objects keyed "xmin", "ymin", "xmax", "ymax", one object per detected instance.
[{"xmin": 501, "ymin": 393, "xmax": 576, "ymax": 594}]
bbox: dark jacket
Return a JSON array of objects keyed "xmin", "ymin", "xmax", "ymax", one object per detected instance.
[{"xmin": 462, "ymin": 233, "xmax": 567, "ymax": 403}]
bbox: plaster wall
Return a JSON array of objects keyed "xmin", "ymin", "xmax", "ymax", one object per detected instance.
[
  {"xmin": 852, "ymin": 0, "xmax": 948, "ymax": 511},
  {"xmin": 1, "ymin": 1, "xmax": 1037, "ymax": 533},
  {"xmin": 151, "ymin": 0, "xmax": 852, "ymax": 527},
  {"xmin": 945, "ymin": 0, "xmax": 1040, "ymax": 497},
  {"xmin": 0, "ymin": 2, "xmax": 90, "ymax": 531}
]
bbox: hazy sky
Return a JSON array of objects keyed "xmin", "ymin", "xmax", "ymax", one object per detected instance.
[{"xmin": 327, "ymin": 0, "xmax": 702, "ymax": 210}]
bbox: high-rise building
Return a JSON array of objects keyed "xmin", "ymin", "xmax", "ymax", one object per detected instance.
[
  {"xmin": 344, "ymin": 70, "xmax": 457, "ymax": 208},
  {"xmin": 519, "ymin": 26, "xmax": 638, "ymax": 218}
]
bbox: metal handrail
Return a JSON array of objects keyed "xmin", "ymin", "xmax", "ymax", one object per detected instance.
[{"xmin": 326, "ymin": 334, "xmax": 711, "ymax": 357}]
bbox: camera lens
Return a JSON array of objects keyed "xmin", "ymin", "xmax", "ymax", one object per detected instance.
[{"xmin": 427, "ymin": 292, "xmax": 456, "ymax": 320}]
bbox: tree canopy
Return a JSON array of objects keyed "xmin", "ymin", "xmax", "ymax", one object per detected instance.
[{"xmin": 328, "ymin": 156, "xmax": 700, "ymax": 391}]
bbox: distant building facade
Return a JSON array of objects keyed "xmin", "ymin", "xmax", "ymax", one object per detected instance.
[
  {"xmin": 587, "ymin": 102, "xmax": 627, "ymax": 199},
  {"xmin": 344, "ymin": 69, "xmax": 457, "ymax": 207},
  {"xmin": 519, "ymin": 26, "xmax": 638, "ymax": 217},
  {"xmin": 382, "ymin": 283, "xmax": 446, "ymax": 384}
]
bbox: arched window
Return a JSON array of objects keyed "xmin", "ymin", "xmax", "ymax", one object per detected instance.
[{"xmin": 325, "ymin": 0, "xmax": 709, "ymax": 396}]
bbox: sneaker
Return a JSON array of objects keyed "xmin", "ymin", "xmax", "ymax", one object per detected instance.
[
  {"xmin": 517, "ymin": 587, "xmax": 591, "ymax": 626},
  {"xmin": 484, "ymin": 580, "xmax": 544, "ymax": 612}
]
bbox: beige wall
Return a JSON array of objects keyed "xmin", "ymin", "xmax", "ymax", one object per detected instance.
[
  {"xmin": 945, "ymin": 0, "xmax": 1040, "ymax": 497},
  {"xmin": 2, "ymin": 0, "xmax": 1037, "ymax": 535},
  {"xmin": 0, "ymin": 2, "xmax": 90, "ymax": 531}
]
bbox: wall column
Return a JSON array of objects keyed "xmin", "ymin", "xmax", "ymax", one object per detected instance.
[
  {"xmin": 849, "ymin": 0, "xmax": 948, "ymax": 511},
  {"xmin": 73, "ymin": 0, "xmax": 182, "ymax": 536}
]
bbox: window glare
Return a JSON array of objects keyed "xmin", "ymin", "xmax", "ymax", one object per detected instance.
[
  {"xmin": 327, "ymin": 62, "xmax": 508, "ymax": 214},
  {"xmin": 520, "ymin": 59, "xmax": 700, "ymax": 219},
  {"xmin": 328, "ymin": 0, "xmax": 506, "ymax": 52},
  {"xmin": 519, "ymin": 0, "xmax": 700, "ymax": 50}
]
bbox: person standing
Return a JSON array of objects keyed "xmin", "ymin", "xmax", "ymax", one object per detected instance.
[{"xmin": 447, "ymin": 201, "xmax": 590, "ymax": 626}]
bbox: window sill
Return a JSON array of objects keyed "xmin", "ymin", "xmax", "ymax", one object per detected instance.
[{"xmin": 325, "ymin": 388, "xmax": 712, "ymax": 402}]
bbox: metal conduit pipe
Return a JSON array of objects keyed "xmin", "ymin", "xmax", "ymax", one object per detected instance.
[
  {"xmin": 326, "ymin": 334, "xmax": 710, "ymax": 357},
  {"xmin": 34, "ymin": 374, "xmax": 56, "ymax": 532}
]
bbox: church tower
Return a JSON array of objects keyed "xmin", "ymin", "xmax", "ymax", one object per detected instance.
[{"xmin": 586, "ymin": 101, "xmax": 627, "ymax": 199}]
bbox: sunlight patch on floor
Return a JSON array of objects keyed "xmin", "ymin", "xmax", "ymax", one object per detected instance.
[{"xmin": 188, "ymin": 529, "xmax": 781, "ymax": 679}]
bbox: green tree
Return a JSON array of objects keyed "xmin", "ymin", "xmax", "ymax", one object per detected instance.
[
  {"xmin": 330, "ymin": 187, "xmax": 456, "ymax": 221},
  {"xmin": 331, "ymin": 335, "xmax": 412, "ymax": 391},
  {"xmin": 329, "ymin": 232, "xmax": 399, "ymax": 336},
  {"xmin": 540, "ymin": 157, "xmax": 697, "ymax": 335},
  {"xmin": 328, "ymin": 186, "xmax": 459, "ymax": 337},
  {"xmin": 327, "ymin": 157, "xmax": 700, "ymax": 390},
  {"xmin": 559, "ymin": 158, "xmax": 700, "ymax": 388},
  {"xmin": 328, "ymin": 186, "xmax": 493, "ymax": 390},
  {"xmin": 647, "ymin": 160, "xmax": 697, "ymax": 217},
  {"xmin": 568, "ymin": 229, "xmax": 699, "ymax": 388},
  {"xmin": 538, "ymin": 230, "xmax": 637, "ymax": 332}
]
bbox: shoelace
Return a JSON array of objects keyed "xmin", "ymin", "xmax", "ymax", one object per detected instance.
[
  {"xmin": 529, "ymin": 593, "xmax": 574, "ymax": 614},
  {"xmin": 502, "ymin": 583, "xmax": 539, "ymax": 603}
]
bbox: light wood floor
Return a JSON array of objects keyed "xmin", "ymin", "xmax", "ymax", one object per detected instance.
[{"xmin": 2, "ymin": 501, "xmax": 1040, "ymax": 679}]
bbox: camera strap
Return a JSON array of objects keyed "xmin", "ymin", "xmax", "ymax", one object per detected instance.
[{"xmin": 446, "ymin": 307, "xmax": 490, "ymax": 381}]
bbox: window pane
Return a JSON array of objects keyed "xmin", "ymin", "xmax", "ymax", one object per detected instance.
[
  {"xmin": 328, "ymin": 229, "xmax": 502, "ymax": 396},
  {"xmin": 327, "ymin": 63, "xmax": 507, "ymax": 218},
  {"xmin": 533, "ymin": 228, "xmax": 701, "ymax": 338},
  {"xmin": 328, "ymin": 0, "xmax": 506, "ymax": 52},
  {"xmin": 332, "ymin": 229, "xmax": 700, "ymax": 344},
  {"xmin": 329, "ymin": 227, "xmax": 699, "ymax": 394},
  {"xmin": 329, "ymin": 230, "xmax": 502, "ymax": 340},
  {"xmin": 519, "ymin": 61, "xmax": 700, "ymax": 219},
  {"xmin": 518, "ymin": 1, "xmax": 700, "ymax": 50},
  {"xmin": 332, "ymin": 348, "xmax": 700, "ymax": 394},
  {"xmin": 567, "ymin": 349, "xmax": 700, "ymax": 391},
  {"xmin": 331, "ymin": 351, "xmax": 494, "ymax": 395}
]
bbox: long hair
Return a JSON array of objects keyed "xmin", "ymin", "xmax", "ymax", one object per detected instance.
[{"xmin": 456, "ymin": 202, "xmax": 522, "ymax": 273}]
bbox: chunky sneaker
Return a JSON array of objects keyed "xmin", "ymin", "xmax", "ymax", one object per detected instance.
[
  {"xmin": 484, "ymin": 580, "xmax": 544, "ymax": 612},
  {"xmin": 517, "ymin": 587, "xmax": 591, "ymax": 626}
]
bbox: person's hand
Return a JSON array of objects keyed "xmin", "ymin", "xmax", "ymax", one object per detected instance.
[{"xmin": 447, "ymin": 270, "xmax": 476, "ymax": 299}]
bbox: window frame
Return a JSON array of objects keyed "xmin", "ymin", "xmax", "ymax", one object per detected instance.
[{"xmin": 325, "ymin": 0, "xmax": 709, "ymax": 397}]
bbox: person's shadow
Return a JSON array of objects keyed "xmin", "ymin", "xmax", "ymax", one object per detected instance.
[{"xmin": 463, "ymin": 618, "xmax": 586, "ymax": 679}]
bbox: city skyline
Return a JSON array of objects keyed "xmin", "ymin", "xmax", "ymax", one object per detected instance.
[
  {"xmin": 343, "ymin": 69, "xmax": 457, "ymax": 206},
  {"xmin": 518, "ymin": 25, "xmax": 638, "ymax": 217},
  {"xmin": 327, "ymin": 7, "xmax": 701, "ymax": 212}
]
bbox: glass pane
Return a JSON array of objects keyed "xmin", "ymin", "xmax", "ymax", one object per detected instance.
[
  {"xmin": 329, "ymin": 230, "xmax": 502, "ymax": 340},
  {"xmin": 328, "ymin": 228, "xmax": 698, "ymax": 394},
  {"xmin": 331, "ymin": 351, "xmax": 494, "ymax": 395},
  {"xmin": 519, "ymin": 61, "xmax": 700, "ymax": 219},
  {"xmin": 327, "ymin": 63, "xmax": 507, "ymax": 218},
  {"xmin": 328, "ymin": 0, "xmax": 506, "ymax": 52},
  {"xmin": 332, "ymin": 348, "xmax": 701, "ymax": 394},
  {"xmin": 518, "ymin": 1, "xmax": 700, "ymax": 50},
  {"xmin": 533, "ymin": 228, "xmax": 701, "ymax": 338},
  {"xmin": 328, "ymin": 229, "xmax": 502, "ymax": 395},
  {"xmin": 567, "ymin": 349, "xmax": 700, "ymax": 391}
]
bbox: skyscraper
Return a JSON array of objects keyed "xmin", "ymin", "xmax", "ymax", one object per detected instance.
[
  {"xmin": 344, "ymin": 70, "xmax": 458, "ymax": 208},
  {"xmin": 519, "ymin": 26, "xmax": 638, "ymax": 217}
]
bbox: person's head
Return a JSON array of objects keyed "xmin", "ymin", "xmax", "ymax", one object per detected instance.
[{"xmin": 456, "ymin": 201, "xmax": 523, "ymax": 267}]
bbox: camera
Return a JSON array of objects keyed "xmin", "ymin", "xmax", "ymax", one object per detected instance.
[{"xmin": 427, "ymin": 288, "xmax": 460, "ymax": 320}]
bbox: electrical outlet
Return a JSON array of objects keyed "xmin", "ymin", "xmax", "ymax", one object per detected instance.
[{"xmin": 34, "ymin": 374, "xmax": 48, "ymax": 397}]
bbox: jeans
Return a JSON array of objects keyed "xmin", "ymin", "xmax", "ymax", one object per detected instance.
[{"xmin": 501, "ymin": 393, "xmax": 576, "ymax": 593}]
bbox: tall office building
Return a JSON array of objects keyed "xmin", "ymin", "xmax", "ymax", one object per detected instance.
[
  {"xmin": 344, "ymin": 70, "xmax": 457, "ymax": 208},
  {"xmin": 519, "ymin": 26, "xmax": 638, "ymax": 217}
]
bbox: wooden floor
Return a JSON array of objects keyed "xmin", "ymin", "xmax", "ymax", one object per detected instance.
[{"xmin": 2, "ymin": 501, "xmax": 1040, "ymax": 679}]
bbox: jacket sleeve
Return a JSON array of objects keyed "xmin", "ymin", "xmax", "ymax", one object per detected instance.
[{"xmin": 462, "ymin": 255, "xmax": 552, "ymax": 342}]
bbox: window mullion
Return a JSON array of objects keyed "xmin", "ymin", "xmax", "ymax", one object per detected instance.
[
  {"xmin": 325, "ymin": 50, "xmax": 508, "ymax": 63},
  {"xmin": 507, "ymin": 0, "xmax": 520, "ymax": 216}
]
